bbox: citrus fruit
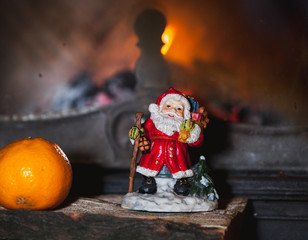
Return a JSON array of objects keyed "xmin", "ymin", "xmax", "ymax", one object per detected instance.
[{"xmin": 0, "ymin": 137, "xmax": 72, "ymax": 210}]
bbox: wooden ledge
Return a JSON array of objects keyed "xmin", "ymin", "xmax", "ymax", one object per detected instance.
[{"xmin": 0, "ymin": 195, "xmax": 247, "ymax": 240}]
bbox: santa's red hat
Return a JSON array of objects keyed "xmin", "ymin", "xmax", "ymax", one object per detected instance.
[{"xmin": 149, "ymin": 88, "xmax": 191, "ymax": 119}]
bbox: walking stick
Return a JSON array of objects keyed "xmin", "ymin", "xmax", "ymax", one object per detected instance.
[{"xmin": 128, "ymin": 112, "xmax": 144, "ymax": 193}]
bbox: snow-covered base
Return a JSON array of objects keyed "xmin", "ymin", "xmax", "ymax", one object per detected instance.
[{"xmin": 121, "ymin": 178, "xmax": 218, "ymax": 212}]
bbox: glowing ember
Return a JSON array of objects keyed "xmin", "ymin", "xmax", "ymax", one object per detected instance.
[{"xmin": 161, "ymin": 26, "xmax": 174, "ymax": 55}]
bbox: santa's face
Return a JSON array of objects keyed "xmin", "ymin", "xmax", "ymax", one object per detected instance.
[
  {"xmin": 150, "ymin": 98, "xmax": 185, "ymax": 136},
  {"xmin": 161, "ymin": 99, "xmax": 185, "ymax": 118}
]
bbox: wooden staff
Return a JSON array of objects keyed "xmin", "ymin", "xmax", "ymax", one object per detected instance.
[{"xmin": 128, "ymin": 112, "xmax": 144, "ymax": 193}]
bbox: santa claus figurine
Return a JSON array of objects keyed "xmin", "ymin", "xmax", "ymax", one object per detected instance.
[{"xmin": 129, "ymin": 88, "xmax": 204, "ymax": 196}]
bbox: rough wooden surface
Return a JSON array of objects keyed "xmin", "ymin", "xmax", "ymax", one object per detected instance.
[{"xmin": 0, "ymin": 195, "xmax": 247, "ymax": 240}]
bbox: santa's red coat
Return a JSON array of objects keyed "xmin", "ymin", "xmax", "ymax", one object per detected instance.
[{"xmin": 136, "ymin": 118, "xmax": 204, "ymax": 179}]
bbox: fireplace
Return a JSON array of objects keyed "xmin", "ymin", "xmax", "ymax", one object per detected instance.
[
  {"xmin": 1, "ymin": 0, "xmax": 307, "ymax": 122},
  {"xmin": 0, "ymin": 1, "xmax": 307, "ymax": 239},
  {"xmin": 0, "ymin": 0, "xmax": 307, "ymax": 172}
]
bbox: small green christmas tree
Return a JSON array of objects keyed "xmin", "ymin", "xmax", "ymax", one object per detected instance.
[{"xmin": 188, "ymin": 156, "xmax": 219, "ymax": 201}]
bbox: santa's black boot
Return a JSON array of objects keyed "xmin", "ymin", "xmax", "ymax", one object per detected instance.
[
  {"xmin": 138, "ymin": 176, "xmax": 157, "ymax": 194},
  {"xmin": 174, "ymin": 178, "xmax": 190, "ymax": 196}
]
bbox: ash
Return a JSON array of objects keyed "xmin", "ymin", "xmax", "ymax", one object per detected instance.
[
  {"xmin": 50, "ymin": 70, "xmax": 136, "ymax": 111},
  {"xmin": 121, "ymin": 178, "xmax": 218, "ymax": 212}
]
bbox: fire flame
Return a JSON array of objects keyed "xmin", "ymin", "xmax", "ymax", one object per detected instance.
[{"xmin": 161, "ymin": 27, "xmax": 174, "ymax": 55}]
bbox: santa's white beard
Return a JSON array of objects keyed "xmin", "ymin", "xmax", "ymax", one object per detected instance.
[{"xmin": 150, "ymin": 109, "xmax": 183, "ymax": 136}]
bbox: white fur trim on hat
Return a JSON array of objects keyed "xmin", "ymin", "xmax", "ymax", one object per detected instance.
[
  {"xmin": 172, "ymin": 169, "xmax": 194, "ymax": 179},
  {"xmin": 136, "ymin": 166, "xmax": 159, "ymax": 177},
  {"xmin": 159, "ymin": 94, "xmax": 190, "ymax": 111}
]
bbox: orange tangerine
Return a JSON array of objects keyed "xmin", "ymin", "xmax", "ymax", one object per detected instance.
[{"xmin": 0, "ymin": 137, "xmax": 72, "ymax": 210}]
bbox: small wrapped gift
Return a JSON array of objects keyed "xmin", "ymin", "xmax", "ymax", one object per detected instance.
[
  {"xmin": 188, "ymin": 96, "xmax": 209, "ymax": 129},
  {"xmin": 191, "ymin": 112, "xmax": 203, "ymax": 122},
  {"xmin": 192, "ymin": 107, "xmax": 210, "ymax": 129}
]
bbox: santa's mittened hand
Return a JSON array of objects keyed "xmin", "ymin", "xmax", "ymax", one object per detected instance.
[
  {"xmin": 187, "ymin": 124, "xmax": 202, "ymax": 144},
  {"xmin": 128, "ymin": 127, "xmax": 140, "ymax": 140}
]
